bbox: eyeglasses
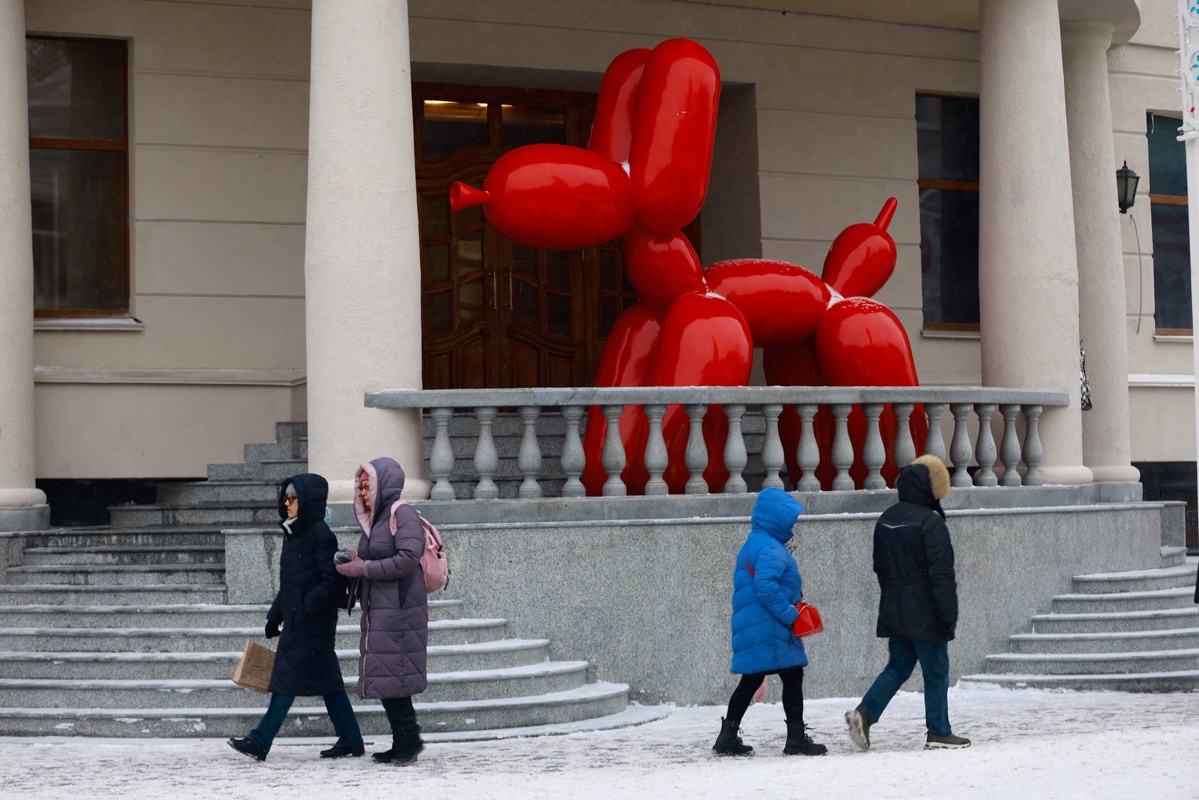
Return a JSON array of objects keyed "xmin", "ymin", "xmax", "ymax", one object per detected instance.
[{"xmin": 283, "ymin": 494, "xmax": 299, "ymax": 503}]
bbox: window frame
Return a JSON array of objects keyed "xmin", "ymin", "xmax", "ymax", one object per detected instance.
[
  {"xmin": 916, "ymin": 92, "xmax": 981, "ymax": 332},
  {"xmin": 27, "ymin": 34, "xmax": 131, "ymax": 318}
]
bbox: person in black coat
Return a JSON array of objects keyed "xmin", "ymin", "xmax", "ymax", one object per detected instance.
[
  {"xmin": 845, "ymin": 454, "xmax": 971, "ymax": 751},
  {"xmin": 228, "ymin": 473, "xmax": 364, "ymax": 761}
]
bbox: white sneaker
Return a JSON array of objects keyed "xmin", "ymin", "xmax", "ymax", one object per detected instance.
[{"xmin": 845, "ymin": 707, "xmax": 870, "ymax": 751}]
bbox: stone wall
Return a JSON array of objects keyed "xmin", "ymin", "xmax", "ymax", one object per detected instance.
[{"xmin": 225, "ymin": 497, "xmax": 1166, "ymax": 705}]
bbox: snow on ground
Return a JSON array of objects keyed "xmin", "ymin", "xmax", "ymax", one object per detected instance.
[{"xmin": 4, "ymin": 684, "xmax": 1198, "ymax": 800}]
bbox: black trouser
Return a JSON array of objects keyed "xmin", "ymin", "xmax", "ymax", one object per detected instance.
[
  {"xmin": 725, "ymin": 665, "xmax": 805, "ymax": 725},
  {"xmin": 381, "ymin": 695, "xmax": 417, "ymax": 736}
]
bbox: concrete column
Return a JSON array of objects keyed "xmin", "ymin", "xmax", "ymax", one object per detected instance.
[
  {"xmin": 0, "ymin": 0, "xmax": 48, "ymax": 530},
  {"xmin": 978, "ymin": 0, "xmax": 1092, "ymax": 485},
  {"xmin": 1061, "ymin": 20, "xmax": 1139, "ymax": 484},
  {"xmin": 304, "ymin": 0, "xmax": 427, "ymax": 502}
]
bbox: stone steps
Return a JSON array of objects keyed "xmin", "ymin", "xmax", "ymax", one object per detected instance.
[
  {"xmin": 961, "ymin": 549, "xmax": 1199, "ymax": 692},
  {"xmin": 0, "ymin": 420, "xmax": 640, "ymax": 738}
]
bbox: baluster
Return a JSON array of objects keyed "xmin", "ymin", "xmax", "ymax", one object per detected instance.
[
  {"xmin": 759, "ymin": 404, "xmax": 785, "ymax": 490},
  {"xmin": 973, "ymin": 403, "xmax": 998, "ymax": 487},
  {"xmin": 517, "ymin": 405, "xmax": 542, "ymax": 499},
  {"xmin": 862, "ymin": 403, "xmax": 886, "ymax": 489},
  {"xmin": 949, "ymin": 403, "xmax": 974, "ymax": 487},
  {"xmin": 643, "ymin": 404, "xmax": 669, "ymax": 495},
  {"xmin": 560, "ymin": 405, "xmax": 586, "ymax": 498},
  {"xmin": 796, "ymin": 404, "xmax": 821, "ymax": 492},
  {"xmin": 684, "ymin": 404, "xmax": 710, "ymax": 494},
  {"xmin": 830, "ymin": 403, "xmax": 854, "ymax": 491},
  {"xmin": 1022, "ymin": 405, "xmax": 1045, "ymax": 486},
  {"xmin": 923, "ymin": 403, "xmax": 947, "ymax": 461},
  {"xmin": 429, "ymin": 407, "xmax": 456, "ymax": 501},
  {"xmin": 998, "ymin": 404, "xmax": 1022, "ymax": 487},
  {"xmin": 472, "ymin": 406, "xmax": 499, "ymax": 500},
  {"xmin": 723, "ymin": 404, "xmax": 748, "ymax": 493},
  {"xmin": 892, "ymin": 403, "xmax": 915, "ymax": 469},
  {"xmin": 601, "ymin": 405, "xmax": 627, "ymax": 496}
]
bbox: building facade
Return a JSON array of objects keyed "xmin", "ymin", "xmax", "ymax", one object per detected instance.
[{"xmin": 0, "ymin": 0, "xmax": 1188, "ymax": 529}]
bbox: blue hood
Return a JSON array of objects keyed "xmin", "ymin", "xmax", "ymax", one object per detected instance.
[{"xmin": 750, "ymin": 487, "xmax": 804, "ymax": 544}]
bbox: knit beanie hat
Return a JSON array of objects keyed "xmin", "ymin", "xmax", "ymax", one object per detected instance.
[{"xmin": 284, "ymin": 482, "xmax": 297, "ymax": 497}]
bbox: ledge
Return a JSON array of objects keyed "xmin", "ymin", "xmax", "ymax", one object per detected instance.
[
  {"xmin": 34, "ymin": 367, "xmax": 307, "ymax": 387},
  {"xmin": 34, "ymin": 317, "xmax": 144, "ymax": 332}
]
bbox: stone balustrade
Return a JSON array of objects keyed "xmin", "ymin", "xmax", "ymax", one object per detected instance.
[{"xmin": 366, "ymin": 387, "xmax": 1069, "ymax": 500}]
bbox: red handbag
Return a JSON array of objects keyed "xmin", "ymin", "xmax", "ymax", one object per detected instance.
[{"xmin": 793, "ymin": 601, "xmax": 824, "ymax": 638}]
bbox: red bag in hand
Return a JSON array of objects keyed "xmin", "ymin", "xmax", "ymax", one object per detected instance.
[{"xmin": 792, "ymin": 602, "xmax": 824, "ymax": 638}]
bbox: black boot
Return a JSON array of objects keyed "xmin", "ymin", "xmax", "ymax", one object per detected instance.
[
  {"xmin": 227, "ymin": 736, "xmax": 268, "ymax": 762},
  {"xmin": 783, "ymin": 721, "xmax": 827, "ymax": 756},
  {"xmin": 320, "ymin": 738, "xmax": 365, "ymax": 759},
  {"xmin": 712, "ymin": 717, "xmax": 753, "ymax": 756},
  {"xmin": 373, "ymin": 722, "xmax": 424, "ymax": 765}
]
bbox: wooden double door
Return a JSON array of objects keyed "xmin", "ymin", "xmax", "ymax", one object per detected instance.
[{"xmin": 415, "ymin": 85, "xmax": 637, "ymax": 390}]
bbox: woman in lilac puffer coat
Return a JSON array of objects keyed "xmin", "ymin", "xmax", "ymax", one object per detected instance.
[{"xmin": 334, "ymin": 456, "xmax": 428, "ymax": 765}]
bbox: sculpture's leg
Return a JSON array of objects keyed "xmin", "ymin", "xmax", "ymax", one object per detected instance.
[
  {"xmin": 650, "ymin": 293, "xmax": 752, "ymax": 493},
  {"xmin": 581, "ymin": 303, "xmax": 661, "ymax": 496}
]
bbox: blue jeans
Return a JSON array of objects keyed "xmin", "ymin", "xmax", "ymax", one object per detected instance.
[
  {"xmin": 249, "ymin": 688, "xmax": 363, "ymax": 750},
  {"xmin": 860, "ymin": 637, "xmax": 952, "ymax": 737}
]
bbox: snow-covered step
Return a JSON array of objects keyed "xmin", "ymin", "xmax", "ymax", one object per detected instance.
[
  {"xmin": 4, "ymin": 564, "xmax": 224, "ymax": 586},
  {"xmin": 1031, "ymin": 607, "xmax": 1199, "ymax": 634},
  {"xmin": 0, "ymin": 639, "xmax": 552, "ymax": 680},
  {"xmin": 959, "ymin": 670, "xmax": 1199, "ymax": 693},
  {"xmin": 0, "ymin": 681, "xmax": 632, "ymax": 738},
  {"xmin": 1069, "ymin": 562, "xmax": 1198, "ymax": 594},
  {"xmin": 1009, "ymin": 627, "xmax": 1199, "ymax": 654},
  {"xmin": 0, "ymin": 597, "xmax": 464, "ymax": 628},
  {"xmin": 0, "ymin": 661, "xmax": 590, "ymax": 708},
  {"xmin": 0, "ymin": 584, "xmax": 227, "ymax": 606},
  {"xmin": 19, "ymin": 545, "xmax": 224, "ymax": 567},
  {"xmin": 983, "ymin": 648, "xmax": 1199, "ymax": 676},
  {"xmin": 1050, "ymin": 587, "xmax": 1194, "ymax": 615},
  {"xmin": 0, "ymin": 618, "xmax": 510, "ymax": 652}
]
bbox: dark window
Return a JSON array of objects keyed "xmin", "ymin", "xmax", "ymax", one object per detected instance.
[
  {"xmin": 26, "ymin": 36, "xmax": 129, "ymax": 316},
  {"xmin": 916, "ymin": 94, "xmax": 980, "ymax": 329},
  {"xmin": 1146, "ymin": 113, "xmax": 1191, "ymax": 333}
]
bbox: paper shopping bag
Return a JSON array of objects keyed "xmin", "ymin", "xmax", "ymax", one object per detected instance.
[{"xmin": 231, "ymin": 640, "xmax": 275, "ymax": 694}]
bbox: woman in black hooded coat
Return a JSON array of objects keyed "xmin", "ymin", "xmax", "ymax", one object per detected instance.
[{"xmin": 228, "ymin": 473, "xmax": 364, "ymax": 761}]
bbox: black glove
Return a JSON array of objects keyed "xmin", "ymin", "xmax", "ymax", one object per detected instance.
[{"xmin": 265, "ymin": 620, "xmax": 281, "ymax": 639}]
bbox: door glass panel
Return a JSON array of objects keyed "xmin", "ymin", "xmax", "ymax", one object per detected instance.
[
  {"xmin": 502, "ymin": 105, "xmax": 566, "ymax": 148},
  {"xmin": 425, "ymin": 289, "xmax": 452, "ymax": 332},
  {"xmin": 423, "ymin": 194, "xmax": 449, "ymax": 238},
  {"xmin": 424, "ymin": 101, "xmax": 488, "ymax": 158},
  {"xmin": 457, "ymin": 231, "xmax": 483, "ymax": 276},
  {"xmin": 548, "ymin": 293, "xmax": 571, "ymax": 337},
  {"xmin": 513, "ymin": 278, "xmax": 537, "ymax": 324},
  {"xmin": 424, "ymin": 244, "xmax": 449, "ymax": 285},
  {"xmin": 459, "ymin": 279, "xmax": 484, "ymax": 325},
  {"xmin": 545, "ymin": 250, "xmax": 569, "ymax": 290},
  {"xmin": 512, "ymin": 244, "xmax": 536, "ymax": 278},
  {"xmin": 456, "ymin": 203, "xmax": 483, "ymax": 232}
]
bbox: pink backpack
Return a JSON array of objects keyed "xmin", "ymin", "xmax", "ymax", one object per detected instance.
[{"xmin": 388, "ymin": 500, "xmax": 449, "ymax": 593}]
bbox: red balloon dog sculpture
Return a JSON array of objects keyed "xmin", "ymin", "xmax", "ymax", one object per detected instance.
[{"xmin": 451, "ymin": 38, "xmax": 924, "ymax": 494}]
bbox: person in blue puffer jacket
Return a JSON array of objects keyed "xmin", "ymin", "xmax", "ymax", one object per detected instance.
[{"xmin": 713, "ymin": 487, "xmax": 827, "ymax": 757}]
